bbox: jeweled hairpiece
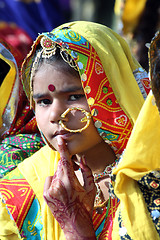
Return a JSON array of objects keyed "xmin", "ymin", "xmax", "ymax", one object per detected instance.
[
  {"xmin": 40, "ymin": 36, "xmax": 57, "ymax": 58},
  {"xmin": 40, "ymin": 36, "xmax": 78, "ymax": 70},
  {"xmin": 60, "ymin": 48, "xmax": 78, "ymax": 70}
]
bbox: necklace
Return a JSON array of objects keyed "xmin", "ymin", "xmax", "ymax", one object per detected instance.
[
  {"xmin": 93, "ymin": 159, "xmax": 118, "ymax": 181},
  {"xmin": 95, "ymin": 197, "xmax": 110, "ymax": 239},
  {"xmin": 93, "ymin": 159, "xmax": 118, "ymax": 207}
]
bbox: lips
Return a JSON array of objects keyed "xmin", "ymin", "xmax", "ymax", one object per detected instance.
[{"xmin": 53, "ymin": 129, "xmax": 75, "ymax": 139}]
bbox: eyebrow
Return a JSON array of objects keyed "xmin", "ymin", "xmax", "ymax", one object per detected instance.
[
  {"xmin": 60, "ymin": 86, "xmax": 83, "ymax": 93},
  {"xmin": 33, "ymin": 93, "xmax": 47, "ymax": 99},
  {"xmin": 32, "ymin": 86, "xmax": 83, "ymax": 99}
]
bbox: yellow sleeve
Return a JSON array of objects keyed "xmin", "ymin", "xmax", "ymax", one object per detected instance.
[{"xmin": 0, "ymin": 198, "xmax": 22, "ymax": 240}]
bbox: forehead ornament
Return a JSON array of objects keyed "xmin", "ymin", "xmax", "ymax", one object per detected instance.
[
  {"xmin": 40, "ymin": 36, "xmax": 78, "ymax": 70},
  {"xmin": 40, "ymin": 37, "xmax": 57, "ymax": 58}
]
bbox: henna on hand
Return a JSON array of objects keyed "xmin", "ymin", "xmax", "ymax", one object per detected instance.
[{"xmin": 43, "ymin": 136, "xmax": 96, "ymax": 240}]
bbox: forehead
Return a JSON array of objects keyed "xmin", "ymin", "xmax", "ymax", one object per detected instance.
[{"xmin": 33, "ymin": 63, "xmax": 82, "ymax": 92}]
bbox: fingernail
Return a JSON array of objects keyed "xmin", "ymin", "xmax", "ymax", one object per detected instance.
[
  {"xmin": 80, "ymin": 155, "xmax": 87, "ymax": 170},
  {"xmin": 82, "ymin": 155, "xmax": 87, "ymax": 165},
  {"xmin": 57, "ymin": 136, "xmax": 63, "ymax": 145}
]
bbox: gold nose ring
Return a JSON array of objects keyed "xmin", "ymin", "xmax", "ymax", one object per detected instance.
[{"xmin": 59, "ymin": 107, "xmax": 92, "ymax": 133}]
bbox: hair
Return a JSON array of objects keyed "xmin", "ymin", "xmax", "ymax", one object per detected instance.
[
  {"xmin": 150, "ymin": 41, "xmax": 160, "ymax": 111},
  {"xmin": 31, "ymin": 45, "xmax": 80, "ymax": 91}
]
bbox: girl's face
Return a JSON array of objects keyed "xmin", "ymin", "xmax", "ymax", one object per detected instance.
[{"xmin": 33, "ymin": 63, "xmax": 102, "ymax": 156}]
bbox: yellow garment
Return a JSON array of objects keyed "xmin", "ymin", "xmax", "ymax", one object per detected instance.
[
  {"xmin": 0, "ymin": 145, "xmax": 65, "ymax": 240},
  {"xmin": 18, "ymin": 146, "xmax": 65, "ymax": 240},
  {"xmin": 0, "ymin": 200, "xmax": 21, "ymax": 240},
  {"xmin": 112, "ymin": 91, "xmax": 160, "ymax": 239}
]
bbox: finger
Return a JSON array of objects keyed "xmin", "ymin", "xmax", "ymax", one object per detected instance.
[
  {"xmin": 44, "ymin": 176, "xmax": 53, "ymax": 192},
  {"xmin": 57, "ymin": 136, "xmax": 74, "ymax": 176},
  {"xmin": 43, "ymin": 176, "xmax": 53, "ymax": 201},
  {"xmin": 80, "ymin": 156, "xmax": 95, "ymax": 192}
]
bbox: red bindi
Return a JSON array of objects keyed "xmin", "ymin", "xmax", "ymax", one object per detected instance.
[{"xmin": 48, "ymin": 84, "xmax": 55, "ymax": 92}]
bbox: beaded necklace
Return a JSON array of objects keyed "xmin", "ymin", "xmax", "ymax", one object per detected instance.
[{"xmin": 93, "ymin": 158, "xmax": 119, "ymax": 207}]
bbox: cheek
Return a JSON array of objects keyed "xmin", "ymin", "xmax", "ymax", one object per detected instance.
[
  {"xmin": 35, "ymin": 108, "xmax": 45, "ymax": 129},
  {"xmin": 89, "ymin": 120, "xmax": 102, "ymax": 140}
]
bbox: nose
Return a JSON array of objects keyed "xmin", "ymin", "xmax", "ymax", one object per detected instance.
[{"xmin": 49, "ymin": 99, "xmax": 67, "ymax": 124}]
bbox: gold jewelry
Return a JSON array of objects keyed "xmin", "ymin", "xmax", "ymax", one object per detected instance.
[
  {"xmin": 40, "ymin": 36, "xmax": 57, "ymax": 58},
  {"xmin": 93, "ymin": 159, "xmax": 119, "ymax": 207},
  {"xmin": 59, "ymin": 107, "xmax": 92, "ymax": 133},
  {"xmin": 60, "ymin": 47, "xmax": 78, "ymax": 71}
]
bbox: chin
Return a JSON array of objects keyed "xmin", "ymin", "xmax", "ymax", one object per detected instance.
[{"xmin": 65, "ymin": 141, "xmax": 89, "ymax": 156}]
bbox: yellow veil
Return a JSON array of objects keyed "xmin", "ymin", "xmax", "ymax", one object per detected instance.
[
  {"xmin": 112, "ymin": 92, "xmax": 160, "ymax": 239},
  {"xmin": 112, "ymin": 32, "xmax": 160, "ymax": 239}
]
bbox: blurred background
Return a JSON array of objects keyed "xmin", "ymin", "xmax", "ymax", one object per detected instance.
[{"xmin": 0, "ymin": 0, "xmax": 160, "ymax": 70}]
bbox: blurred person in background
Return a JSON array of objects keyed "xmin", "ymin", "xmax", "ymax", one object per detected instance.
[
  {"xmin": 0, "ymin": 0, "xmax": 71, "ymax": 40},
  {"xmin": 114, "ymin": 0, "xmax": 160, "ymax": 72},
  {"xmin": 0, "ymin": 41, "xmax": 44, "ymax": 178},
  {"xmin": 0, "ymin": 22, "xmax": 32, "ymax": 66},
  {"xmin": 70, "ymin": 0, "xmax": 115, "ymax": 29}
]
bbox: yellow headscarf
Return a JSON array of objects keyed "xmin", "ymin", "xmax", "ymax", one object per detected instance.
[
  {"xmin": 112, "ymin": 31, "xmax": 160, "ymax": 239},
  {"xmin": 112, "ymin": 92, "xmax": 160, "ymax": 239}
]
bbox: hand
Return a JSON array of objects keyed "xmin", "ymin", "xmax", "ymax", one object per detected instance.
[{"xmin": 43, "ymin": 136, "xmax": 96, "ymax": 240}]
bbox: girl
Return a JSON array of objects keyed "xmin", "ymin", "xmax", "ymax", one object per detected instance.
[{"xmin": 0, "ymin": 21, "xmax": 150, "ymax": 239}]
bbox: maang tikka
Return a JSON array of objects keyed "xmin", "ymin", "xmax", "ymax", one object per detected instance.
[{"xmin": 40, "ymin": 36, "xmax": 57, "ymax": 58}]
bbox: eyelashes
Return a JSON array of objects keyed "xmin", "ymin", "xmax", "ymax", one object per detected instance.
[{"xmin": 68, "ymin": 94, "xmax": 85, "ymax": 101}]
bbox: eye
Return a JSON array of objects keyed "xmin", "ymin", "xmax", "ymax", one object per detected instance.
[
  {"xmin": 69, "ymin": 94, "xmax": 85, "ymax": 101},
  {"xmin": 36, "ymin": 98, "xmax": 52, "ymax": 107}
]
